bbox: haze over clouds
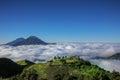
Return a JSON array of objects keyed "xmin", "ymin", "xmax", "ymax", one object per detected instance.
[{"xmin": 0, "ymin": 43, "xmax": 120, "ymax": 72}]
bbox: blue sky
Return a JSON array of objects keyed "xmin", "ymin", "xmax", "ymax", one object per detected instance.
[{"xmin": 0, "ymin": 0, "xmax": 120, "ymax": 43}]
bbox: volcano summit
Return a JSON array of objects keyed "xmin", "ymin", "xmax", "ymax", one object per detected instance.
[{"xmin": 5, "ymin": 36, "xmax": 48, "ymax": 46}]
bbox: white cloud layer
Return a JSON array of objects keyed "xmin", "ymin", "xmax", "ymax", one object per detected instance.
[{"xmin": 0, "ymin": 43, "xmax": 120, "ymax": 72}]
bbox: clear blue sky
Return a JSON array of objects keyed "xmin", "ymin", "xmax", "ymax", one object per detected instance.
[{"xmin": 0, "ymin": 0, "xmax": 120, "ymax": 43}]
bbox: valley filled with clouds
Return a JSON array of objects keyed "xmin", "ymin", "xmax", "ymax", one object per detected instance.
[{"xmin": 0, "ymin": 43, "xmax": 120, "ymax": 72}]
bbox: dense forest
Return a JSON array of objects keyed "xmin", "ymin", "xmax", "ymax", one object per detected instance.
[{"xmin": 0, "ymin": 56, "xmax": 120, "ymax": 80}]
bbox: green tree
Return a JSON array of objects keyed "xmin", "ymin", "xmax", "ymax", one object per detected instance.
[{"xmin": 54, "ymin": 56, "xmax": 57, "ymax": 60}]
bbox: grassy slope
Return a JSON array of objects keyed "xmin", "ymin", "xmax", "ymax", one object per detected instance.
[
  {"xmin": 1, "ymin": 56, "xmax": 120, "ymax": 80},
  {"xmin": 16, "ymin": 60, "xmax": 34, "ymax": 66},
  {"xmin": 17, "ymin": 56, "xmax": 116, "ymax": 80}
]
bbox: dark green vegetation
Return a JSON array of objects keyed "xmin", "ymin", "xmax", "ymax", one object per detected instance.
[
  {"xmin": 0, "ymin": 58, "xmax": 23, "ymax": 78},
  {"xmin": 0, "ymin": 56, "xmax": 120, "ymax": 80}
]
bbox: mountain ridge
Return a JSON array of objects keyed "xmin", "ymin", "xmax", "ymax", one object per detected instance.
[
  {"xmin": 5, "ymin": 38, "xmax": 25, "ymax": 46},
  {"xmin": 92, "ymin": 53, "xmax": 120, "ymax": 60},
  {"xmin": 107, "ymin": 53, "xmax": 120, "ymax": 60},
  {"xmin": 5, "ymin": 36, "xmax": 49, "ymax": 46}
]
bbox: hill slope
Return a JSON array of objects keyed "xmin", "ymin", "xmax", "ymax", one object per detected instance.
[
  {"xmin": 1, "ymin": 56, "xmax": 120, "ymax": 80},
  {"xmin": 0, "ymin": 58, "xmax": 23, "ymax": 78}
]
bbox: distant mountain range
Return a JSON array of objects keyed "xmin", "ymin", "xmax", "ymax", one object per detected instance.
[
  {"xmin": 6, "ymin": 38, "xmax": 25, "ymax": 46},
  {"xmin": 92, "ymin": 53, "xmax": 120, "ymax": 60},
  {"xmin": 106, "ymin": 53, "xmax": 120, "ymax": 60},
  {"xmin": 5, "ymin": 36, "xmax": 51, "ymax": 46}
]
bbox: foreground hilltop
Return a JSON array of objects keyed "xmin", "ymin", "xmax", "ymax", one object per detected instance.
[
  {"xmin": 0, "ymin": 58, "xmax": 23, "ymax": 78},
  {"xmin": 0, "ymin": 56, "xmax": 120, "ymax": 80},
  {"xmin": 5, "ymin": 36, "xmax": 48, "ymax": 46}
]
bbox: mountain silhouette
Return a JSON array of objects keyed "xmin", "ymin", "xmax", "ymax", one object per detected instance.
[
  {"xmin": 107, "ymin": 53, "xmax": 120, "ymax": 60},
  {"xmin": 6, "ymin": 38, "xmax": 25, "ymax": 46},
  {"xmin": 6, "ymin": 36, "xmax": 48, "ymax": 46},
  {"xmin": 0, "ymin": 58, "xmax": 23, "ymax": 78}
]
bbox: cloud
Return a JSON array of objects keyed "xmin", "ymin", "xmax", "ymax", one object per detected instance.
[
  {"xmin": 90, "ymin": 59, "xmax": 120, "ymax": 72},
  {"xmin": 0, "ymin": 43, "xmax": 120, "ymax": 72}
]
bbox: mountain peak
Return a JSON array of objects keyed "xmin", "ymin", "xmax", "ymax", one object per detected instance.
[
  {"xmin": 5, "ymin": 36, "xmax": 49, "ymax": 46},
  {"xmin": 6, "ymin": 38, "xmax": 25, "ymax": 46},
  {"xmin": 16, "ymin": 38, "xmax": 25, "ymax": 40},
  {"xmin": 28, "ymin": 36, "xmax": 38, "ymax": 38},
  {"xmin": 27, "ymin": 36, "xmax": 41, "ymax": 40},
  {"xmin": 14, "ymin": 36, "xmax": 48, "ymax": 46}
]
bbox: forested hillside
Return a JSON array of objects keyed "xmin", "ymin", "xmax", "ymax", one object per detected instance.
[{"xmin": 0, "ymin": 56, "xmax": 120, "ymax": 80}]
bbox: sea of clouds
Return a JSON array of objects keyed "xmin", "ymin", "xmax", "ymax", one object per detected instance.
[{"xmin": 0, "ymin": 43, "xmax": 120, "ymax": 72}]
